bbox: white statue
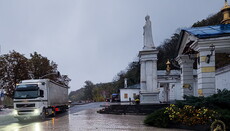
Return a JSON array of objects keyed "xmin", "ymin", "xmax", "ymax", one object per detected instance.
[{"xmin": 143, "ymin": 15, "xmax": 155, "ymax": 49}]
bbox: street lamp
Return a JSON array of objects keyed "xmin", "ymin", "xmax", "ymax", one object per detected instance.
[{"xmin": 205, "ymin": 44, "xmax": 215, "ymax": 64}]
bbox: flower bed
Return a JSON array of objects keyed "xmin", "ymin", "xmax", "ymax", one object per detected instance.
[
  {"xmin": 165, "ymin": 104, "xmax": 218, "ymax": 126},
  {"xmin": 144, "ymin": 104, "xmax": 225, "ymax": 130}
]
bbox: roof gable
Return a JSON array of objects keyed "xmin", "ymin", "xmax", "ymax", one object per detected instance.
[{"xmin": 177, "ymin": 24, "xmax": 230, "ymax": 55}]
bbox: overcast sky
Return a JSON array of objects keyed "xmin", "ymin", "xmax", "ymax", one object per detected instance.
[{"xmin": 0, "ymin": 0, "xmax": 224, "ymax": 91}]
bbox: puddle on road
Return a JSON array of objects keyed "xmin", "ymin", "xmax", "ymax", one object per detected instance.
[
  {"xmin": 0, "ymin": 108, "xmax": 189, "ymax": 131},
  {"xmin": 67, "ymin": 108, "xmax": 188, "ymax": 131}
]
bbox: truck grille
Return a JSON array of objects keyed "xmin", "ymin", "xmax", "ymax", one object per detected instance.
[
  {"xmin": 18, "ymin": 110, "xmax": 34, "ymax": 112},
  {"xmin": 16, "ymin": 104, "xmax": 35, "ymax": 108},
  {"xmin": 18, "ymin": 110, "xmax": 34, "ymax": 115}
]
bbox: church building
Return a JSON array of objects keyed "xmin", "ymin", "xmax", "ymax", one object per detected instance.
[
  {"xmin": 120, "ymin": 1, "xmax": 230, "ymax": 103},
  {"xmin": 176, "ymin": 1, "xmax": 230, "ymax": 97}
]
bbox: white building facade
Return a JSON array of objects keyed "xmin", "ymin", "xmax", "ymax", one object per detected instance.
[
  {"xmin": 120, "ymin": 84, "xmax": 140, "ymax": 102},
  {"xmin": 120, "ymin": 68, "xmax": 230, "ymax": 102}
]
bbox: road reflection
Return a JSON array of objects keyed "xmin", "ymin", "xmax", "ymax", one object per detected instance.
[
  {"xmin": 0, "ymin": 103, "xmax": 187, "ymax": 131},
  {"xmin": 1, "ymin": 122, "xmax": 42, "ymax": 131},
  {"xmin": 0, "ymin": 112, "xmax": 70, "ymax": 131},
  {"xmin": 33, "ymin": 122, "xmax": 41, "ymax": 131}
]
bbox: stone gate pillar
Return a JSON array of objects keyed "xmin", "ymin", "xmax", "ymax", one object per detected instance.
[
  {"xmin": 176, "ymin": 55, "xmax": 194, "ymax": 97},
  {"xmin": 197, "ymin": 48, "xmax": 216, "ymax": 96}
]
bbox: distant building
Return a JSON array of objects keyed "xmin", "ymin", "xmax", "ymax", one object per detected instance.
[{"xmin": 120, "ymin": 84, "xmax": 140, "ymax": 102}]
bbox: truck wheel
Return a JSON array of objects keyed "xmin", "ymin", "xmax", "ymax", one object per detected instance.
[{"xmin": 40, "ymin": 109, "xmax": 46, "ymax": 120}]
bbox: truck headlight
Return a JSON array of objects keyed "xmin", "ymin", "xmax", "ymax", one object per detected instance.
[
  {"xmin": 33, "ymin": 109, "xmax": 40, "ymax": 115},
  {"xmin": 12, "ymin": 110, "xmax": 18, "ymax": 115}
]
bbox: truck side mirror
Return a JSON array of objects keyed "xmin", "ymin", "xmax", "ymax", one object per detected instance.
[{"xmin": 40, "ymin": 90, "xmax": 44, "ymax": 97}]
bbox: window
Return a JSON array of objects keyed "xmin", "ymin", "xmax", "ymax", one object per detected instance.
[{"xmin": 124, "ymin": 93, "xmax": 128, "ymax": 99}]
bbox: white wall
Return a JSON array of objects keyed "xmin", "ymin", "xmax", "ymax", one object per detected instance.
[
  {"xmin": 120, "ymin": 89, "xmax": 140, "ymax": 102},
  {"xmin": 168, "ymin": 83, "xmax": 182, "ymax": 101},
  {"xmin": 168, "ymin": 68, "xmax": 230, "ymax": 101},
  {"xmin": 216, "ymin": 70, "xmax": 230, "ymax": 91},
  {"xmin": 158, "ymin": 82, "xmax": 182, "ymax": 102},
  {"xmin": 159, "ymin": 88, "xmax": 165, "ymax": 102}
]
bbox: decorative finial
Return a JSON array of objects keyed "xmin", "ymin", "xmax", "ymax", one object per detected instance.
[
  {"xmin": 221, "ymin": 0, "xmax": 230, "ymax": 24},
  {"xmin": 166, "ymin": 59, "xmax": 171, "ymax": 75},
  {"xmin": 225, "ymin": 0, "xmax": 228, "ymax": 6}
]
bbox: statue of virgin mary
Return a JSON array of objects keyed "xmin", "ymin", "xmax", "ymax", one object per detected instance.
[{"xmin": 143, "ymin": 15, "xmax": 155, "ymax": 50}]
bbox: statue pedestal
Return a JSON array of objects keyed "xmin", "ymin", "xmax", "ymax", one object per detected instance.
[
  {"xmin": 139, "ymin": 49, "xmax": 159, "ymax": 104},
  {"xmin": 140, "ymin": 92, "xmax": 160, "ymax": 104}
]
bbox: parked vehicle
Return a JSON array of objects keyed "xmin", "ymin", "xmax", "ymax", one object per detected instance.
[
  {"xmin": 13, "ymin": 79, "xmax": 69, "ymax": 121},
  {"xmin": 111, "ymin": 93, "xmax": 120, "ymax": 102}
]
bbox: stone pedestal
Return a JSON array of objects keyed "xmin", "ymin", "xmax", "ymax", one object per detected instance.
[
  {"xmin": 140, "ymin": 92, "xmax": 159, "ymax": 104},
  {"xmin": 139, "ymin": 49, "xmax": 159, "ymax": 104}
]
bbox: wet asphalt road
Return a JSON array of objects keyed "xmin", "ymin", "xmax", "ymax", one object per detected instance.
[{"xmin": 0, "ymin": 102, "xmax": 188, "ymax": 131}]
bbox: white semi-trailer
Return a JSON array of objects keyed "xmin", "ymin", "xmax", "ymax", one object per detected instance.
[{"xmin": 13, "ymin": 79, "xmax": 69, "ymax": 121}]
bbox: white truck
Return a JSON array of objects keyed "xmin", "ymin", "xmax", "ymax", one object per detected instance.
[{"xmin": 13, "ymin": 79, "xmax": 69, "ymax": 121}]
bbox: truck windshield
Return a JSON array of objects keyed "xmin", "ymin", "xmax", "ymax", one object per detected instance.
[
  {"xmin": 14, "ymin": 84, "xmax": 39, "ymax": 99},
  {"xmin": 14, "ymin": 90, "xmax": 39, "ymax": 99}
]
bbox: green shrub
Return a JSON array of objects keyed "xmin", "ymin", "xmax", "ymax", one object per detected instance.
[
  {"xmin": 144, "ymin": 108, "xmax": 169, "ymax": 128},
  {"xmin": 145, "ymin": 90, "xmax": 230, "ymax": 128},
  {"xmin": 216, "ymin": 109, "xmax": 230, "ymax": 129},
  {"xmin": 176, "ymin": 89, "xmax": 230, "ymax": 110}
]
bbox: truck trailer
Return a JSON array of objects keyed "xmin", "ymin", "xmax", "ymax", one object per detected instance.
[{"xmin": 13, "ymin": 79, "xmax": 69, "ymax": 121}]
